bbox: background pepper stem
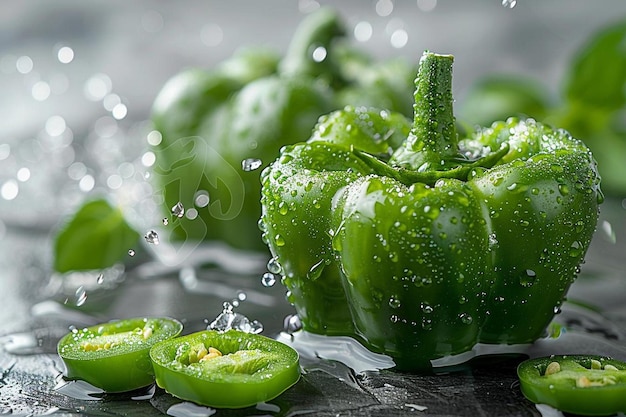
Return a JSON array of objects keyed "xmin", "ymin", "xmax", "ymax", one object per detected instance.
[
  {"xmin": 278, "ymin": 7, "xmax": 345, "ymax": 81},
  {"xmin": 407, "ymin": 52, "xmax": 459, "ymax": 166}
]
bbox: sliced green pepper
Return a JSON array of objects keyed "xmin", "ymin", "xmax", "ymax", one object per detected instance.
[
  {"xmin": 150, "ymin": 330, "xmax": 300, "ymax": 409},
  {"xmin": 517, "ymin": 355, "xmax": 626, "ymax": 415},
  {"xmin": 260, "ymin": 52, "xmax": 602, "ymax": 370},
  {"xmin": 57, "ymin": 317, "xmax": 183, "ymax": 392},
  {"xmin": 151, "ymin": 7, "xmax": 415, "ymax": 251}
]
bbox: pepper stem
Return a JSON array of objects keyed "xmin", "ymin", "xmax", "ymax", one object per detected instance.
[
  {"xmin": 407, "ymin": 52, "xmax": 459, "ymax": 168},
  {"xmin": 279, "ymin": 7, "xmax": 345, "ymax": 80}
]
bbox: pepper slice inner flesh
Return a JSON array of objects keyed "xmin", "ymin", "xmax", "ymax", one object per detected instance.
[
  {"xmin": 517, "ymin": 355, "xmax": 626, "ymax": 416},
  {"xmin": 150, "ymin": 330, "xmax": 300, "ymax": 409}
]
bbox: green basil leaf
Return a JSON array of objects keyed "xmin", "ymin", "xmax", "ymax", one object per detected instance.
[
  {"xmin": 564, "ymin": 19, "xmax": 626, "ymax": 112},
  {"xmin": 54, "ymin": 199, "xmax": 140, "ymax": 273}
]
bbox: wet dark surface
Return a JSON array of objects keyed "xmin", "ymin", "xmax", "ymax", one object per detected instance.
[
  {"xmin": 0, "ymin": 199, "xmax": 625, "ymax": 417},
  {"xmin": 2, "ymin": 2, "xmax": 626, "ymax": 416}
]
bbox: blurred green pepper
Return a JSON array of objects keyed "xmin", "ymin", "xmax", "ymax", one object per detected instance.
[
  {"xmin": 151, "ymin": 8, "xmax": 415, "ymax": 250},
  {"xmin": 260, "ymin": 52, "xmax": 602, "ymax": 370}
]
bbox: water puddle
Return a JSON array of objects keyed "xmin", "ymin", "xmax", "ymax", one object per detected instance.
[
  {"xmin": 53, "ymin": 378, "xmax": 104, "ymax": 401},
  {"xmin": 278, "ymin": 300, "xmax": 626, "ymax": 375},
  {"xmin": 165, "ymin": 402, "xmax": 216, "ymax": 417}
]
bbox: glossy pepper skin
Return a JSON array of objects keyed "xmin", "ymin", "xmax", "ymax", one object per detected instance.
[
  {"xmin": 151, "ymin": 8, "xmax": 415, "ymax": 251},
  {"xmin": 260, "ymin": 52, "xmax": 603, "ymax": 371}
]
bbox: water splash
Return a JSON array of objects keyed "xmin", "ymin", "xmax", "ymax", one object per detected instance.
[
  {"xmin": 277, "ymin": 331, "xmax": 395, "ymax": 374},
  {"xmin": 53, "ymin": 378, "xmax": 104, "ymax": 401},
  {"xmin": 128, "ymin": 249, "xmax": 136, "ymax": 257},
  {"xmin": 207, "ymin": 302, "xmax": 263, "ymax": 334}
]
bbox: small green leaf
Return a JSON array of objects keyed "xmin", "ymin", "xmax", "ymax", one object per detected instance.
[
  {"xmin": 564, "ymin": 19, "xmax": 626, "ymax": 112},
  {"xmin": 54, "ymin": 199, "xmax": 140, "ymax": 273}
]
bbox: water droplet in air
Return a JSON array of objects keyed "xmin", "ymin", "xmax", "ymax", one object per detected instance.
[
  {"xmin": 602, "ymin": 220, "xmax": 616, "ymax": 244},
  {"xmin": 241, "ymin": 158, "xmax": 262, "ymax": 172},
  {"xmin": 501, "ymin": 0, "xmax": 517, "ymax": 8},
  {"xmin": 261, "ymin": 272, "xmax": 276, "ymax": 287},
  {"xmin": 75, "ymin": 287, "xmax": 87, "ymax": 306},
  {"xmin": 96, "ymin": 273, "xmax": 104, "ymax": 285},
  {"xmin": 144, "ymin": 230, "xmax": 159, "ymax": 245},
  {"xmin": 266, "ymin": 256, "xmax": 282, "ymax": 274},
  {"xmin": 236, "ymin": 291, "xmax": 247, "ymax": 302},
  {"xmin": 162, "ymin": 217, "xmax": 169, "ymax": 226},
  {"xmin": 171, "ymin": 202, "xmax": 185, "ymax": 218},
  {"xmin": 194, "ymin": 190, "xmax": 210, "ymax": 208},
  {"xmin": 312, "ymin": 46, "xmax": 327, "ymax": 62},
  {"xmin": 128, "ymin": 249, "xmax": 135, "ymax": 257}
]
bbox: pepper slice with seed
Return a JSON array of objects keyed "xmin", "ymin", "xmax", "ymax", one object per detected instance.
[
  {"xmin": 149, "ymin": 329, "xmax": 300, "ymax": 409},
  {"xmin": 57, "ymin": 317, "xmax": 183, "ymax": 392},
  {"xmin": 517, "ymin": 355, "xmax": 626, "ymax": 415}
]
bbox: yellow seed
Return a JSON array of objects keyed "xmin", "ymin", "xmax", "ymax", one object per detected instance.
[
  {"xmin": 604, "ymin": 364, "xmax": 619, "ymax": 371},
  {"xmin": 81, "ymin": 342, "xmax": 94, "ymax": 352},
  {"xmin": 104, "ymin": 342, "xmax": 112, "ymax": 350},
  {"xmin": 591, "ymin": 359, "xmax": 602, "ymax": 369},
  {"xmin": 208, "ymin": 347, "xmax": 223, "ymax": 356},
  {"xmin": 576, "ymin": 376, "xmax": 591, "ymax": 388},
  {"xmin": 199, "ymin": 352, "xmax": 221, "ymax": 362},
  {"xmin": 545, "ymin": 361, "xmax": 561, "ymax": 376},
  {"xmin": 198, "ymin": 347, "xmax": 223, "ymax": 362},
  {"xmin": 142, "ymin": 327, "xmax": 153, "ymax": 340}
]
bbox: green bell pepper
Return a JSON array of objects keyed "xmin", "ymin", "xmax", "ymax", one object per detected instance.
[
  {"xmin": 151, "ymin": 8, "xmax": 415, "ymax": 251},
  {"xmin": 260, "ymin": 52, "xmax": 603, "ymax": 370},
  {"xmin": 517, "ymin": 355, "xmax": 626, "ymax": 415}
]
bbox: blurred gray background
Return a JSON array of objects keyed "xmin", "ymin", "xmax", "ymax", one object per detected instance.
[{"xmin": 2, "ymin": 1, "xmax": 626, "ymax": 229}]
